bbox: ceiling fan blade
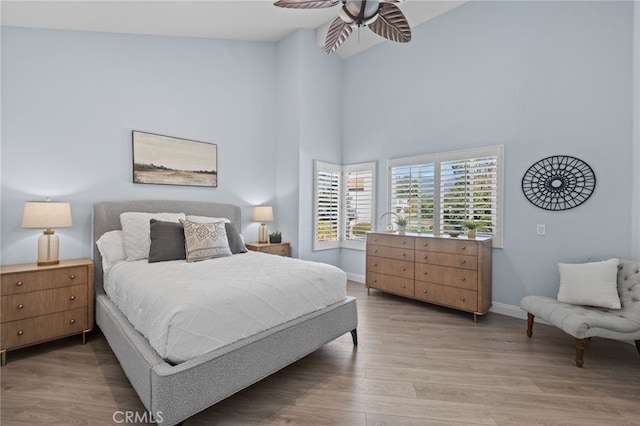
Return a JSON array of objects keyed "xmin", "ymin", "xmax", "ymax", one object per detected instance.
[
  {"xmin": 274, "ymin": 0, "xmax": 340, "ymax": 9},
  {"xmin": 368, "ymin": 2, "xmax": 411, "ymax": 43},
  {"xmin": 325, "ymin": 17, "xmax": 354, "ymax": 54}
]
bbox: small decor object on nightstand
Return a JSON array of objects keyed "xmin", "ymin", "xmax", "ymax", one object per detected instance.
[
  {"xmin": 22, "ymin": 197, "xmax": 72, "ymax": 266},
  {"xmin": 269, "ymin": 231, "xmax": 282, "ymax": 244}
]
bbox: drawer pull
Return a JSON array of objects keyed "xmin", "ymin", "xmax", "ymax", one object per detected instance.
[
  {"xmin": 402, "ymin": 253, "xmax": 406, "ymax": 257},
  {"xmin": 461, "ymin": 246, "xmax": 466, "ymax": 250},
  {"xmin": 461, "ymin": 277, "xmax": 466, "ymax": 281},
  {"xmin": 423, "ymin": 243, "xmax": 428, "ymax": 247},
  {"xmin": 16, "ymin": 281, "xmax": 23, "ymax": 287},
  {"xmin": 374, "ymin": 263, "xmax": 378, "ymax": 267},
  {"xmin": 402, "ymin": 241, "xmax": 406, "ymax": 245},
  {"xmin": 70, "ymin": 274, "xmax": 76, "ymax": 280},
  {"xmin": 423, "ymin": 271, "xmax": 428, "ymax": 275},
  {"xmin": 69, "ymin": 319, "xmax": 76, "ymax": 325},
  {"xmin": 460, "ymin": 260, "xmax": 466, "ymax": 264},
  {"xmin": 373, "ymin": 238, "xmax": 378, "ymax": 242},
  {"xmin": 374, "ymin": 249, "xmax": 378, "ymax": 253},
  {"xmin": 460, "ymin": 297, "xmax": 466, "ymax": 301},
  {"xmin": 373, "ymin": 279, "xmax": 377, "ymax": 283},
  {"xmin": 17, "ymin": 330, "xmax": 24, "ymax": 336},
  {"xmin": 401, "ymin": 285, "xmax": 406, "ymax": 288},
  {"xmin": 17, "ymin": 304, "xmax": 24, "ymax": 310},
  {"xmin": 402, "ymin": 268, "xmax": 406, "ymax": 272},
  {"xmin": 70, "ymin": 295, "xmax": 76, "ymax": 301},
  {"xmin": 423, "ymin": 289, "xmax": 427, "ymax": 293},
  {"xmin": 423, "ymin": 256, "xmax": 428, "ymax": 260}
]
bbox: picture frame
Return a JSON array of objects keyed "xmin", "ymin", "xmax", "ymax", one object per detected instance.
[{"xmin": 132, "ymin": 131, "xmax": 218, "ymax": 187}]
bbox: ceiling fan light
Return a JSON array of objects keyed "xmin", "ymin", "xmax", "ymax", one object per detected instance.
[{"xmin": 341, "ymin": 0, "xmax": 379, "ymax": 26}]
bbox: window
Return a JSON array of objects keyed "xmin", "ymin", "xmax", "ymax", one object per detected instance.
[
  {"xmin": 389, "ymin": 145, "xmax": 503, "ymax": 247},
  {"xmin": 314, "ymin": 160, "xmax": 376, "ymax": 251}
]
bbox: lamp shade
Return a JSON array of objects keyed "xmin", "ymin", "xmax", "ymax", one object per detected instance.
[
  {"xmin": 252, "ymin": 205, "xmax": 274, "ymax": 222},
  {"xmin": 22, "ymin": 201, "xmax": 72, "ymax": 229}
]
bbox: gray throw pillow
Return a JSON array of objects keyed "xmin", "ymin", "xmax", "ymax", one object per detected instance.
[
  {"xmin": 225, "ymin": 222, "xmax": 247, "ymax": 254},
  {"xmin": 148, "ymin": 219, "xmax": 186, "ymax": 263}
]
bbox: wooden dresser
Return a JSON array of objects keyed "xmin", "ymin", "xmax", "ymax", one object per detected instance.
[
  {"xmin": 245, "ymin": 242, "xmax": 290, "ymax": 257},
  {"xmin": 366, "ymin": 233, "xmax": 492, "ymax": 320},
  {"xmin": 0, "ymin": 258, "xmax": 95, "ymax": 365}
]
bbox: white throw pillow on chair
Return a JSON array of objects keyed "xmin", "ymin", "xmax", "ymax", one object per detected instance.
[{"xmin": 557, "ymin": 258, "xmax": 621, "ymax": 309}]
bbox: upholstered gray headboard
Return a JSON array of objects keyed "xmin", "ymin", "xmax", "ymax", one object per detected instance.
[{"xmin": 93, "ymin": 200, "xmax": 242, "ymax": 294}]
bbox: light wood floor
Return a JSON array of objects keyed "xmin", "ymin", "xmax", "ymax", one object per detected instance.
[{"xmin": 1, "ymin": 281, "xmax": 639, "ymax": 425}]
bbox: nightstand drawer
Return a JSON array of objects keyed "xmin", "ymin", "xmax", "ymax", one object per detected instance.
[
  {"xmin": 1, "ymin": 285, "xmax": 88, "ymax": 322},
  {"xmin": 1, "ymin": 307, "xmax": 88, "ymax": 349},
  {"xmin": 261, "ymin": 245, "xmax": 290, "ymax": 256},
  {"xmin": 1, "ymin": 266, "xmax": 88, "ymax": 295}
]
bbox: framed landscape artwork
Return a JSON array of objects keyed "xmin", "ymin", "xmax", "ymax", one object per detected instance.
[{"xmin": 132, "ymin": 131, "xmax": 218, "ymax": 187}]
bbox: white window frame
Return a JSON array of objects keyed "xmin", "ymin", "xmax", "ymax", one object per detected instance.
[
  {"xmin": 313, "ymin": 160, "xmax": 376, "ymax": 251},
  {"xmin": 388, "ymin": 145, "xmax": 504, "ymax": 248}
]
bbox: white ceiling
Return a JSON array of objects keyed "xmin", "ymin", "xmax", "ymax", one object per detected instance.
[{"xmin": 1, "ymin": 1, "xmax": 466, "ymax": 59}]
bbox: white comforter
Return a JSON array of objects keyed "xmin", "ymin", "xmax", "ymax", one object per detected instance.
[{"xmin": 104, "ymin": 251, "xmax": 347, "ymax": 363}]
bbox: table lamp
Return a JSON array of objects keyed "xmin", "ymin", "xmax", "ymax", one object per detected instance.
[
  {"xmin": 252, "ymin": 205, "xmax": 273, "ymax": 243},
  {"xmin": 22, "ymin": 197, "xmax": 72, "ymax": 266}
]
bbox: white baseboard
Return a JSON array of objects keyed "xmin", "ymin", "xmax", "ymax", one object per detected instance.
[
  {"xmin": 347, "ymin": 273, "xmax": 365, "ymax": 284},
  {"xmin": 489, "ymin": 301, "xmax": 528, "ymax": 320}
]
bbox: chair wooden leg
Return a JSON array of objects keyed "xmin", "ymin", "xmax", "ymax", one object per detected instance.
[
  {"xmin": 526, "ymin": 313, "xmax": 534, "ymax": 338},
  {"xmin": 575, "ymin": 338, "xmax": 585, "ymax": 368}
]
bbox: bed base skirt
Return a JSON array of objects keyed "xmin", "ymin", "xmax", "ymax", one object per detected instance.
[{"xmin": 96, "ymin": 293, "xmax": 358, "ymax": 425}]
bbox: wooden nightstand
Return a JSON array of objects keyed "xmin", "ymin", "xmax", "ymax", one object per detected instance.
[
  {"xmin": 0, "ymin": 258, "xmax": 94, "ymax": 366},
  {"xmin": 246, "ymin": 242, "xmax": 290, "ymax": 257}
]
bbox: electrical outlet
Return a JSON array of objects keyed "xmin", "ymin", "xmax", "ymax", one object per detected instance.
[{"xmin": 537, "ymin": 224, "xmax": 546, "ymax": 235}]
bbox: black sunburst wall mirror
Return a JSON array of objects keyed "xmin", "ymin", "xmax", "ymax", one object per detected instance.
[{"xmin": 521, "ymin": 155, "xmax": 596, "ymax": 211}]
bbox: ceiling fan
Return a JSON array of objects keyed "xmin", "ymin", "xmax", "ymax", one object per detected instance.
[{"xmin": 273, "ymin": 0, "xmax": 412, "ymax": 54}]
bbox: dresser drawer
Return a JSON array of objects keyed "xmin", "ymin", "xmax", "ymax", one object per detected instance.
[
  {"xmin": 366, "ymin": 244, "xmax": 414, "ymax": 262},
  {"xmin": 1, "ymin": 307, "xmax": 87, "ymax": 350},
  {"xmin": 414, "ymin": 238, "xmax": 478, "ymax": 256},
  {"xmin": 1, "ymin": 285, "xmax": 88, "ymax": 322},
  {"xmin": 415, "ymin": 281, "xmax": 478, "ymax": 312},
  {"xmin": 415, "ymin": 251, "xmax": 477, "ymax": 270},
  {"xmin": 1, "ymin": 266, "xmax": 88, "ymax": 295},
  {"xmin": 415, "ymin": 264, "xmax": 477, "ymax": 290},
  {"xmin": 367, "ymin": 272, "xmax": 414, "ymax": 298},
  {"xmin": 367, "ymin": 234, "xmax": 414, "ymax": 249},
  {"xmin": 367, "ymin": 256, "xmax": 414, "ymax": 279}
]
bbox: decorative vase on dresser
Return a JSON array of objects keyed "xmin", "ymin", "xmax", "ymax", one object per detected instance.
[
  {"xmin": 366, "ymin": 232, "xmax": 492, "ymax": 321},
  {"xmin": 0, "ymin": 258, "xmax": 95, "ymax": 365}
]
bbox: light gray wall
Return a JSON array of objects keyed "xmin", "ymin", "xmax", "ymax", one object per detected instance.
[
  {"xmin": 340, "ymin": 1, "xmax": 636, "ymax": 306},
  {"xmin": 1, "ymin": 27, "xmax": 279, "ymax": 265},
  {"xmin": 275, "ymin": 30, "xmax": 342, "ymax": 264}
]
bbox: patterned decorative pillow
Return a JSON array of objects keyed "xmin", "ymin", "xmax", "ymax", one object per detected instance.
[{"xmin": 180, "ymin": 219, "xmax": 232, "ymax": 262}]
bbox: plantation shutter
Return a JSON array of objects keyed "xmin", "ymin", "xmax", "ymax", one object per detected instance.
[
  {"xmin": 315, "ymin": 163, "xmax": 341, "ymax": 245},
  {"xmin": 439, "ymin": 155, "xmax": 498, "ymax": 234},
  {"xmin": 389, "ymin": 163, "xmax": 435, "ymax": 232},
  {"xmin": 344, "ymin": 167, "xmax": 374, "ymax": 243}
]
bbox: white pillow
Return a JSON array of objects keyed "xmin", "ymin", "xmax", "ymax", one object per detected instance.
[
  {"xmin": 120, "ymin": 212, "xmax": 186, "ymax": 261},
  {"xmin": 185, "ymin": 215, "xmax": 230, "ymax": 224},
  {"xmin": 96, "ymin": 230, "xmax": 126, "ymax": 271},
  {"xmin": 557, "ymin": 258, "xmax": 621, "ymax": 309}
]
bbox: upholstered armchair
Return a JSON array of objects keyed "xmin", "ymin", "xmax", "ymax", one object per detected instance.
[{"xmin": 520, "ymin": 259, "xmax": 640, "ymax": 367}]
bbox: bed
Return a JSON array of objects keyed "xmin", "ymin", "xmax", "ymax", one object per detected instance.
[{"xmin": 93, "ymin": 200, "xmax": 358, "ymax": 425}]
